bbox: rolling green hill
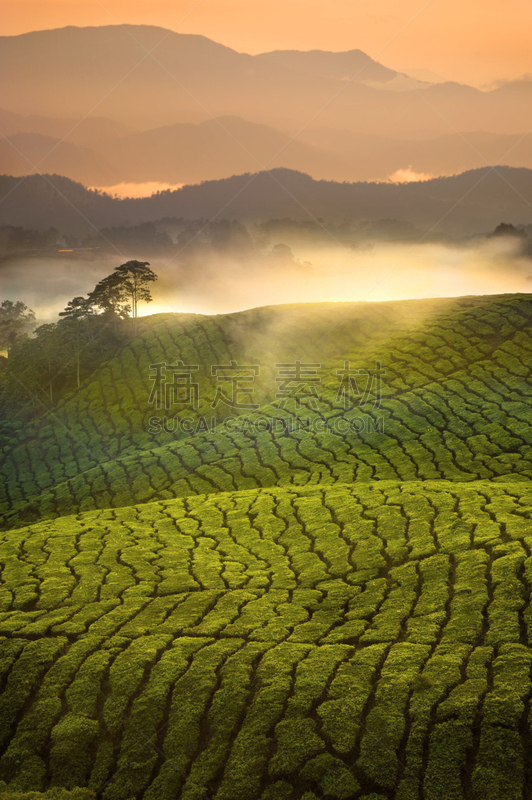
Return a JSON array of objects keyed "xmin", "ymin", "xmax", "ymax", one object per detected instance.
[
  {"xmin": 2, "ymin": 481, "xmax": 532, "ymax": 799},
  {"xmin": 1, "ymin": 294, "xmax": 532, "ymax": 799},
  {"xmin": 2, "ymin": 294, "xmax": 532, "ymax": 529}
]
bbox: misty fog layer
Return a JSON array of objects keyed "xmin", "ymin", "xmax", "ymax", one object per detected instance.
[
  {"xmin": 2, "ymin": 237, "xmax": 530, "ymax": 324},
  {"xmin": 88, "ymin": 182, "xmax": 185, "ymax": 199}
]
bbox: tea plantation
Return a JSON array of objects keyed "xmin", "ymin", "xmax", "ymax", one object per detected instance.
[{"xmin": 2, "ymin": 295, "xmax": 532, "ymax": 799}]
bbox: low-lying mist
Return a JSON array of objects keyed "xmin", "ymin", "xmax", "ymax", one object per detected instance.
[
  {"xmin": 1, "ymin": 235, "xmax": 531, "ymax": 325},
  {"xmin": 88, "ymin": 182, "xmax": 185, "ymax": 199}
]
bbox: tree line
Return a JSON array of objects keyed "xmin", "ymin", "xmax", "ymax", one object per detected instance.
[{"xmin": 0, "ymin": 261, "xmax": 157, "ymax": 413}]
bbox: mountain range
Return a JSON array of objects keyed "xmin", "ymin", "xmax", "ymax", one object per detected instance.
[
  {"xmin": 2, "ymin": 166, "xmax": 532, "ymax": 237},
  {"xmin": 3, "ymin": 25, "xmax": 532, "ymax": 134},
  {"xmin": 2, "ymin": 25, "xmax": 532, "ymax": 188},
  {"xmin": 0, "ymin": 25, "xmax": 532, "ymax": 209},
  {"xmin": 3, "ymin": 111, "xmax": 532, "ymax": 187},
  {"xmin": 0, "ymin": 25, "xmax": 426, "ymax": 130}
]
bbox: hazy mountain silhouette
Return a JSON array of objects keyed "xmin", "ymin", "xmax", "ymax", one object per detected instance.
[
  {"xmin": 3, "ymin": 25, "xmax": 532, "ymax": 135},
  {"xmin": 0, "ymin": 25, "xmax": 359, "ymax": 129},
  {"xmin": 4, "ymin": 106, "xmax": 532, "ymax": 187},
  {"xmin": 297, "ymin": 128, "xmax": 532, "ymax": 180},
  {"xmin": 1, "ymin": 167, "xmax": 531, "ymax": 237},
  {"xmin": 0, "ymin": 107, "xmax": 133, "ymax": 146},
  {"xmin": 103, "ymin": 116, "xmax": 339, "ymax": 183},
  {"xmin": 0, "ymin": 132, "xmax": 123, "ymax": 185},
  {"xmin": 254, "ymin": 49, "xmax": 399, "ymax": 83},
  {"xmin": 86, "ymin": 122, "xmax": 532, "ymax": 185}
]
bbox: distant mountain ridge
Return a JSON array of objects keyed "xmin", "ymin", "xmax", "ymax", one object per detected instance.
[
  {"xmin": 0, "ymin": 132, "xmax": 124, "ymax": 185},
  {"xmin": 0, "ymin": 25, "xmax": 397, "ymax": 129},
  {"xmin": 3, "ymin": 107, "xmax": 532, "ymax": 187},
  {"xmin": 1, "ymin": 166, "xmax": 531, "ymax": 237},
  {"xmin": 2, "ymin": 25, "xmax": 532, "ymax": 135},
  {"xmin": 3, "ymin": 26, "xmax": 532, "ymax": 188},
  {"xmin": 255, "ymin": 48, "xmax": 399, "ymax": 83},
  {"xmin": 0, "ymin": 107, "xmax": 133, "ymax": 144}
]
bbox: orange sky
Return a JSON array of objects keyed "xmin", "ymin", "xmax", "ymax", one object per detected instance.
[{"xmin": 2, "ymin": 0, "xmax": 532, "ymax": 86}]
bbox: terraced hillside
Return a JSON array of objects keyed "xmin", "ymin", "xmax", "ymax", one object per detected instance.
[
  {"xmin": 2, "ymin": 294, "xmax": 532, "ymax": 528},
  {"xmin": 2, "ymin": 482, "xmax": 532, "ymax": 800},
  {"xmin": 2, "ymin": 294, "xmax": 532, "ymax": 799}
]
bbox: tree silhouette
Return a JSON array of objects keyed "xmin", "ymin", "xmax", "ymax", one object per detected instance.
[
  {"xmin": 58, "ymin": 297, "xmax": 95, "ymax": 388},
  {"xmin": 115, "ymin": 260, "xmax": 157, "ymax": 318},
  {"xmin": 86, "ymin": 273, "xmax": 131, "ymax": 319},
  {"xmin": 87, "ymin": 260, "xmax": 157, "ymax": 319},
  {"xmin": 58, "ymin": 296, "xmax": 91, "ymax": 321}
]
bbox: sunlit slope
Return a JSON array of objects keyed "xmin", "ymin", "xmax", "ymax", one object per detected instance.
[
  {"xmin": 2, "ymin": 294, "xmax": 532, "ymax": 528},
  {"xmin": 1, "ymin": 480, "xmax": 532, "ymax": 799},
  {"xmin": 2, "ymin": 298, "xmax": 448, "ymax": 467}
]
